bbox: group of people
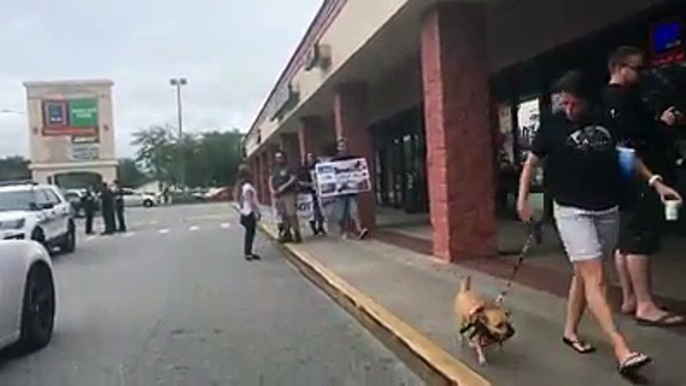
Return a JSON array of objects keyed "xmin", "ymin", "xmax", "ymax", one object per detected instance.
[
  {"xmin": 81, "ymin": 180, "xmax": 127, "ymax": 236},
  {"xmin": 518, "ymin": 46, "xmax": 685, "ymax": 375},
  {"xmin": 236, "ymin": 137, "xmax": 369, "ymax": 261}
]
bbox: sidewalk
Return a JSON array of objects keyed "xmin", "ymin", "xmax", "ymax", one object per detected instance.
[{"xmin": 255, "ymin": 208, "xmax": 685, "ymax": 385}]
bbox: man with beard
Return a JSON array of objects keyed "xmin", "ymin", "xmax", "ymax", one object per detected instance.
[{"xmin": 604, "ymin": 46, "xmax": 686, "ymax": 327}]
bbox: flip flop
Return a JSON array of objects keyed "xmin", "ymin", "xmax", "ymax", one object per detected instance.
[
  {"xmin": 618, "ymin": 353, "xmax": 652, "ymax": 375},
  {"xmin": 636, "ymin": 312, "xmax": 686, "ymax": 327},
  {"xmin": 562, "ymin": 337, "xmax": 596, "ymax": 354}
]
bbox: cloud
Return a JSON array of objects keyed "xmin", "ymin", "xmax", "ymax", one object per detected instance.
[{"xmin": 0, "ymin": 0, "xmax": 321, "ymax": 158}]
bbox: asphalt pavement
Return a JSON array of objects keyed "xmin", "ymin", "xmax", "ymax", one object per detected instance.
[{"xmin": 0, "ymin": 203, "xmax": 422, "ymax": 386}]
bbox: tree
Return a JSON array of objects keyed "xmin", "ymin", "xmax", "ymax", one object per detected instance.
[
  {"xmin": 132, "ymin": 125, "xmax": 177, "ymax": 186},
  {"xmin": 131, "ymin": 125, "xmax": 244, "ymax": 189},
  {"xmin": 117, "ymin": 158, "xmax": 148, "ymax": 188},
  {"xmin": 0, "ymin": 156, "xmax": 31, "ymax": 182}
]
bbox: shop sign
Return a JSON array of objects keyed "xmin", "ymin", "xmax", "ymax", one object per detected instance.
[
  {"xmin": 70, "ymin": 144, "xmax": 100, "ymax": 161},
  {"xmin": 42, "ymin": 98, "xmax": 99, "ymax": 137}
]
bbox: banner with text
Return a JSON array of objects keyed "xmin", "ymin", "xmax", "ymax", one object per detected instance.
[{"xmin": 315, "ymin": 158, "xmax": 371, "ymax": 198}]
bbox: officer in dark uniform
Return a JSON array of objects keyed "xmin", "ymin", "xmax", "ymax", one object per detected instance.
[
  {"xmin": 82, "ymin": 186, "xmax": 97, "ymax": 235},
  {"xmin": 113, "ymin": 180, "xmax": 127, "ymax": 232},
  {"xmin": 100, "ymin": 182, "xmax": 116, "ymax": 235}
]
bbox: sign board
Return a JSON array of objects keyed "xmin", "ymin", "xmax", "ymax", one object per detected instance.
[
  {"xmin": 42, "ymin": 98, "xmax": 99, "ymax": 137},
  {"xmin": 296, "ymin": 194, "xmax": 315, "ymax": 221},
  {"xmin": 315, "ymin": 158, "xmax": 371, "ymax": 198},
  {"xmin": 70, "ymin": 144, "xmax": 100, "ymax": 161}
]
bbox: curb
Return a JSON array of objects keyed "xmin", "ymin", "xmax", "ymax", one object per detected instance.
[{"xmin": 251, "ymin": 217, "xmax": 490, "ymax": 386}]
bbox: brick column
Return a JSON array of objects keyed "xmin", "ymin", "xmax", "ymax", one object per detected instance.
[
  {"xmin": 261, "ymin": 151, "xmax": 272, "ymax": 206},
  {"xmin": 333, "ymin": 83, "xmax": 376, "ymax": 230},
  {"xmin": 299, "ymin": 116, "xmax": 324, "ymax": 158},
  {"xmin": 279, "ymin": 133, "xmax": 301, "ymax": 168},
  {"xmin": 251, "ymin": 158, "xmax": 260, "ymax": 202},
  {"xmin": 421, "ymin": 4, "xmax": 496, "ymax": 261}
]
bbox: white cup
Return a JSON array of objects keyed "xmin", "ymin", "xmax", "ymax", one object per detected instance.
[{"xmin": 664, "ymin": 200, "xmax": 682, "ymax": 221}]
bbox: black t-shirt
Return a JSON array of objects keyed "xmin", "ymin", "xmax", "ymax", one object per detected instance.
[
  {"xmin": 532, "ymin": 111, "xmax": 621, "ymax": 211},
  {"xmin": 297, "ymin": 164, "xmax": 316, "ymax": 194},
  {"xmin": 602, "ymin": 84, "xmax": 677, "ymax": 181}
]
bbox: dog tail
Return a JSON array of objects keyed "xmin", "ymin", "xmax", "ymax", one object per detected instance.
[{"xmin": 460, "ymin": 276, "xmax": 472, "ymax": 292}]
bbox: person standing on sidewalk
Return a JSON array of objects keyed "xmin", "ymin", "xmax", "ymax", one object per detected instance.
[
  {"xmin": 113, "ymin": 180, "xmax": 127, "ymax": 233},
  {"xmin": 331, "ymin": 138, "xmax": 369, "ymax": 240},
  {"xmin": 518, "ymin": 70, "xmax": 659, "ymax": 374},
  {"xmin": 298, "ymin": 153, "xmax": 326, "ymax": 236},
  {"xmin": 603, "ymin": 46, "xmax": 686, "ymax": 326},
  {"xmin": 237, "ymin": 164, "xmax": 261, "ymax": 261},
  {"xmin": 270, "ymin": 150, "xmax": 302, "ymax": 243}
]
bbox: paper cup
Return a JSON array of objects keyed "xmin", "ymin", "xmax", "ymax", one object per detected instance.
[{"xmin": 665, "ymin": 200, "xmax": 682, "ymax": 221}]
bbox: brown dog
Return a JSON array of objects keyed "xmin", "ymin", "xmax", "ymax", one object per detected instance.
[{"xmin": 454, "ymin": 276, "xmax": 515, "ymax": 365}]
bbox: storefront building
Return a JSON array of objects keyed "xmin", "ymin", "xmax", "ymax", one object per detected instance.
[
  {"xmin": 24, "ymin": 80, "xmax": 118, "ymax": 188},
  {"xmin": 244, "ymin": 0, "xmax": 686, "ymax": 262}
]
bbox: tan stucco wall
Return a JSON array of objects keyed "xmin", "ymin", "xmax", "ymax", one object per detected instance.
[
  {"xmin": 24, "ymin": 80, "xmax": 117, "ymax": 183},
  {"xmin": 246, "ymin": 0, "xmax": 410, "ymax": 157}
]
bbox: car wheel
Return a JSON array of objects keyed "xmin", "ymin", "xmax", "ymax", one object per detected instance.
[
  {"xmin": 143, "ymin": 200, "xmax": 153, "ymax": 208},
  {"xmin": 60, "ymin": 221, "xmax": 76, "ymax": 253},
  {"xmin": 18, "ymin": 265, "xmax": 56, "ymax": 352}
]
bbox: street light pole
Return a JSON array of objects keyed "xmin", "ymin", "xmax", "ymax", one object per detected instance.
[{"xmin": 169, "ymin": 78, "xmax": 187, "ymax": 190}]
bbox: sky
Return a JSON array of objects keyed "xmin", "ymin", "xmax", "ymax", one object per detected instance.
[{"xmin": 0, "ymin": 0, "xmax": 321, "ymax": 158}]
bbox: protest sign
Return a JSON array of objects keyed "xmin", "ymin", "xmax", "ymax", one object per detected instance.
[{"xmin": 315, "ymin": 158, "xmax": 371, "ymax": 198}]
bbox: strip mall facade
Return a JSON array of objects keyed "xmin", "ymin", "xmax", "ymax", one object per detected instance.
[{"xmin": 244, "ymin": 0, "xmax": 686, "ymax": 262}]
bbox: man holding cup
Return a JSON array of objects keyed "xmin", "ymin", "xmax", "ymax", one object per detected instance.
[{"xmin": 604, "ymin": 46, "xmax": 685, "ymax": 327}]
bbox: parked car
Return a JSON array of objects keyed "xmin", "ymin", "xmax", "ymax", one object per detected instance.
[
  {"xmin": 0, "ymin": 181, "xmax": 77, "ymax": 253},
  {"xmin": 0, "ymin": 240, "xmax": 56, "ymax": 353},
  {"xmin": 121, "ymin": 188, "xmax": 157, "ymax": 208}
]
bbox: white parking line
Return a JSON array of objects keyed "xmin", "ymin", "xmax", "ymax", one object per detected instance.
[
  {"xmin": 123, "ymin": 232, "xmax": 136, "ymax": 238},
  {"xmin": 159, "ymin": 229, "xmax": 170, "ymax": 234},
  {"xmin": 189, "ymin": 226, "xmax": 199, "ymax": 232},
  {"xmin": 149, "ymin": 221, "xmax": 158, "ymax": 226},
  {"xmin": 84, "ymin": 236, "xmax": 97, "ymax": 242},
  {"xmin": 220, "ymin": 223, "xmax": 230, "ymax": 229}
]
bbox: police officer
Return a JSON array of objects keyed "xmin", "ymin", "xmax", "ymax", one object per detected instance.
[
  {"xmin": 100, "ymin": 182, "xmax": 116, "ymax": 235},
  {"xmin": 113, "ymin": 180, "xmax": 127, "ymax": 232},
  {"xmin": 82, "ymin": 186, "xmax": 96, "ymax": 235}
]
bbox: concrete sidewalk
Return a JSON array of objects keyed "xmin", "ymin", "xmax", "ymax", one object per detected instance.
[{"xmin": 255, "ymin": 208, "xmax": 685, "ymax": 385}]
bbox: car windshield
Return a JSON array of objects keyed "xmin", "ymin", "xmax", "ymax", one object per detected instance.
[{"xmin": 0, "ymin": 190, "xmax": 35, "ymax": 211}]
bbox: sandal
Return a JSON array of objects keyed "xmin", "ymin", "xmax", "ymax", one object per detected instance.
[
  {"xmin": 618, "ymin": 353, "xmax": 652, "ymax": 375},
  {"xmin": 636, "ymin": 312, "xmax": 686, "ymax": 327},
  {"xmin": 562, "ymin": 337, "xmax": 596, "ymax": 354}
]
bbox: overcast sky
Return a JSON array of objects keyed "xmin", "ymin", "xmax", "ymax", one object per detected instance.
[{"xmin": 0, "ymin": 0, "xmax": 321, "ymax": 158}]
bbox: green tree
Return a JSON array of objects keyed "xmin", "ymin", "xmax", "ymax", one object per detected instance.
[
  {"xmin": 132, "ymin": 125, "xmax": 177, "ymax": 186},
  {"xmin": 0, "ymin": 156, "xmax": 31, "ymax": 182},
  {"xmin": 117, "ymin": 158, "xmax": 148, "ymax": 188},
  {"xmin": 131, "ymin": 125, "xmax": 244, "ymax": 189}
]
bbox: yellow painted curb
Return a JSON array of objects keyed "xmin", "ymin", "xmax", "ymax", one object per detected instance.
[{"xmin": 255, "ymin": 219, "xmax": 491, "ymax": 386}]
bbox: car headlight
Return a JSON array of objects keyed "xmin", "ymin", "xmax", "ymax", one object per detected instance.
[{"xmin": 0, "ymin": 218, "xmax": 26, "ymax": 230}]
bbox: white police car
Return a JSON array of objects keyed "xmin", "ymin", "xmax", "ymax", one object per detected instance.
[{"xmin": 0, "ymin": 181, "xmax": 76, "ymax": 253}]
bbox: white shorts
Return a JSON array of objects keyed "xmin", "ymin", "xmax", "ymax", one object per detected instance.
[{"xmin": 554, "ymin": 203, "xmax": 619, "ymax": 262}]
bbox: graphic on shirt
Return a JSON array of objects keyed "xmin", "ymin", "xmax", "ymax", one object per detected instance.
[{"xmin": 566, "ymin": 125, "xmax": 612, "ymax": 152}]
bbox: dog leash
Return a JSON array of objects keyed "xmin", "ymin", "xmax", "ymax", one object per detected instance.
[{"xmin": 495, "ymin": 221, "xmax": 538, "ymax": 304}]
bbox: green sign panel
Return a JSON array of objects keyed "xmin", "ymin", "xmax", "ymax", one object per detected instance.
[{"xmin": 68, "ymin": 98, "xmax": 98, "ymax": 127}]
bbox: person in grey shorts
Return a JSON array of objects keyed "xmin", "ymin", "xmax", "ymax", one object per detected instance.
[{"xmin": 517, "ymin": 70, "xmax": 669, "ymax": 375}]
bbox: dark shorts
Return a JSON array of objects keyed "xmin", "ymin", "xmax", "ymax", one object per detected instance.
[{"xmin": 618, "ymin": 188, "xmax": 663, "ymax": 255}]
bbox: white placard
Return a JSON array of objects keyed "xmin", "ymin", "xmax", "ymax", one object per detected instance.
[
  {"xmin": 70, "ymin": 144, "xmax": 100, "ymax": 161},
  {"xmin": 296, "ymin": 194, "xmax": 314, "ymax": 221},
  {"xmin": 315, "ymin": 158, "xmax": 371, "ymax": 198}
]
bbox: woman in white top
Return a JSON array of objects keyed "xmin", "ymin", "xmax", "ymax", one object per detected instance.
[{"xmin": 236, "ymin": 164, "xmax": 261, "ymax": 261}]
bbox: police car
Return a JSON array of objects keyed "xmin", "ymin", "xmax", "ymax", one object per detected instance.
[{"xmin": 0, "ymin": 181, "xmax": 76, "ymax": 253}]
